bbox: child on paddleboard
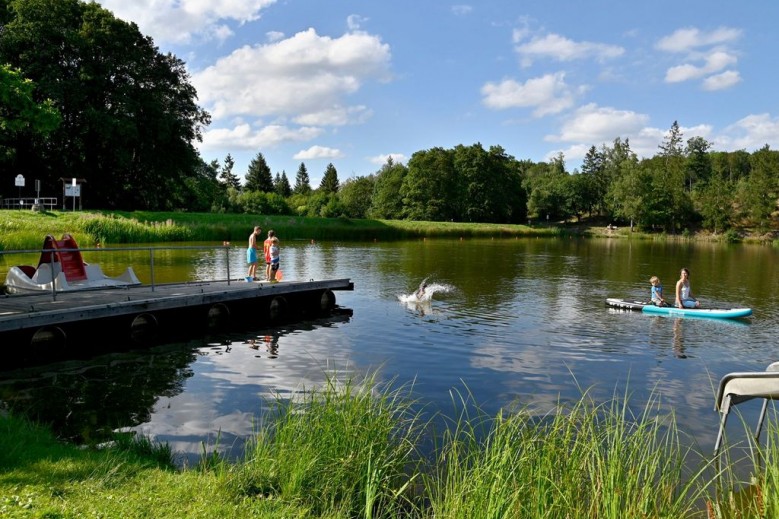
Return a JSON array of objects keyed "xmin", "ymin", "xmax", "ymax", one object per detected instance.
[{"xmin": 649, "ymin": 276, "xmax": 667, "ymax": 306}]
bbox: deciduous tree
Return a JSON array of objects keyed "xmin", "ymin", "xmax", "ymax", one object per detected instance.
[{"xmin": 0, "ymin": 0, "xmax": 210, "ymax": 208}]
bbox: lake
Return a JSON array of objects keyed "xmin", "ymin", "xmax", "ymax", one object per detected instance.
[{"xmin": 1, "ymin": 237, "xmax": 778, "ymax": 466}]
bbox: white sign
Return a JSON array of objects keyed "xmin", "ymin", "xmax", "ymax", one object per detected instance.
[
  {"xmin": 65, "ymin": 184, "xmax": 81, "ymax": 197},
  {"xmin": 14, "ymin": 174, "xmax": 25, "ymax": 187}
]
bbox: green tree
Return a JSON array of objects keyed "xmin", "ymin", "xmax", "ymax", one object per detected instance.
[
  {"xmin": 182, "ymin": 158, "xmax": 223, "ymax": 212},
  {"xmin": 579, "ymin": 145, "xmax": 604, "ymax": 216},
  {"xmin": 454, "ymin": 143, "xmax": 525, "ymax": 223},
  {"xmin": 694, "ymin": 175, "xmax": 734, "ymax": 233},
  {"xmin": 228, "ymin": 189, "xmax": 291, "ymax": 215},
  {"xmin": 245, "ymin": 151, "xmax": 273, "ymax": 192},
  {"xmin": 607, "ymin": 159, "xmax": 653, "ymax": 229},
  {"xmin": 0, "ymin": 0, "xmax": 210, "ymax": 209},
  {"xmin": 218, "ymin": 153, "xmax": 241, "ymax": 190},
  {"xmin": 338, "ymin": 175, "xmax": 375, "ymax": 218},
  {"xmin": 737, "ymin": 145, "xmax": 779, "ymax": 230},
  {"xmin": 655, "ymin": 121, "xmax": 691, "ymax": 231},
  {"xmin": 274, "ymin": 170, "xmax": 292, "ymax": 197},
  {"xmin": 526, "ymin": 159, "xmax": 573, "ymax": 222},
  {"xmin": 401, "ymin": 147, "xmax": 458, "ymax": 221},
  {"xmin": 368, "ymin": 157, "xmax": 407, "ymax": 219},
  {"xmin": 600, "ymin": 138, "xmax": 637, "ymax": 220},
  {"xmin": 319, "ymin": 162, "xmax": 339, "ymax": 194},
  {"xmin": 293, "ymin": 162, "xmax": 311, "ymax": 195},
  {"xmin": 0, "ymin": 64, "xmax": 60, "ymax": 164},
  {"xmin": 684, "ymin": 136, "xmax": 712, "ymax": 192}
]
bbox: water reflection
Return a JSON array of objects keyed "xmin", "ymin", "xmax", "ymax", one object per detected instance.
[
  {"xmin": 673, "ymin": 319, "xmax": 687, "ymax": 359},
  {"xmin": 0, "ymin": 310, "xmax": 353, "ymax": 465}
]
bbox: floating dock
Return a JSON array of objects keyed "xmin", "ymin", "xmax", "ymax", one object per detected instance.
[{"xmin": 0, "ymin": 278, "xmax": 354, "ymax": 366}]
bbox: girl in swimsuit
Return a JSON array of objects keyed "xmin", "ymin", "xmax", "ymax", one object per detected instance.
[{"xmin": 675, "ymin": 267, "xmax": 700, "ymax": 308}]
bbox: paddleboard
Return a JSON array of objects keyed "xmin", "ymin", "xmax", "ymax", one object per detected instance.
[{"xmin": 606, "ymin": 298, "xmax": 752, "ymax": 320}]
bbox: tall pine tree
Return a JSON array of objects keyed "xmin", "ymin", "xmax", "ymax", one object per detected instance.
[
  {"xmin": 294, "ymin": 162, "xmax": 312, "ymax": 195},
  {"xmin": 320, "ymin": 163, "xmax": 339, "ymax": 193},
  {"xmin": 245, "ymin": 152, "xmax": 274, "ymax": 192},
  {"xmin": 274, "ymin": 171, "xmax": 292, "ymax": 197},
  {"xmin": 219, "ymin": 153, "xmax": 242, "ymax": 189}
]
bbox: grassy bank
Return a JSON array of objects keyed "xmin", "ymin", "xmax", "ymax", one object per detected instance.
[
  {"xmin": 1, "ymin": 209, "xmax": 770, "ymax": 251},
  {"xmin": 0, "ymin": 374, "xmax": 773, "ymax": 518},
  {"xmin": 0, "ymin": 210, "xmax": 566, "ymax": 250}
]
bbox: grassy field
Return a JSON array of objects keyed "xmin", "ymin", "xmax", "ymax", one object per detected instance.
[
  {"xmin": 1, "ymin": 374, "xmax": 772, "ymax": 518},
  {"xmin": 1, "ymin": 209, "xmax": 767, "ymax": 251},
  {"xmin": 0, "ymin": 209, "xmax": 566, "ymax": 250}
]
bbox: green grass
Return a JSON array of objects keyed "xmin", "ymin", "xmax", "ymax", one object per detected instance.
[
  {"xmin": 3, "ymin": 373, "xmax": 774, "ymax": 518},
  {"xmin": 0, "ymin": 209, "xmax": 560, "ymax": 250},
  {"xmin": 424, "ymin": 388, "xmax": 712, "ymax": 518}
]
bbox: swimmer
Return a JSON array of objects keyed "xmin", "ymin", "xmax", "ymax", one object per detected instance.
[{"xmin": 415, "ymin": 277, "xmax": 429, "ymax": 299}]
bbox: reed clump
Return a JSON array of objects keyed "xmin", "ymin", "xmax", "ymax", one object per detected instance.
[
  {"xmin": 225, "ymin": 373, "xmax": 424, "ymax": 518},
  {"xmin": 422, "ymin": 388, "xmax": 713, "ymax": 518}
]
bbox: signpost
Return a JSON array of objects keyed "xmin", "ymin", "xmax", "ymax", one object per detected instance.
[
  {"xmin": 60, "ymin": 177, "xmax": 85, "ymax": 210},
  {"xmin": 15, "ymin": 174, "xmax": 24, "ymax": 199}
]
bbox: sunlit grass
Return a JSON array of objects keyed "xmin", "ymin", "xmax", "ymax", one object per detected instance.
[
  {"xmin": 423, "ymin": 387, "xmax": 712, "ymax": 518},
  {"xmin": 5, "ymin": 373, "xmax": 779, "ymax": 518},
  {"xmin": 0, "ymin": 209, "xmax": 554, "ymax": 250},
  {"xmin": 226, "ymin": 372, "xmax": 424, "ymax": 518}
]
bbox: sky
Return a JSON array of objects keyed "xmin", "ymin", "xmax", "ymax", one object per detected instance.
[{"xmin": 97, "ymin": 0, "xmax": 779, "ymax": 186}]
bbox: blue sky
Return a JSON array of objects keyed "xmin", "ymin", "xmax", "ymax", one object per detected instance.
[{"xmin": 99, "ymin": 0, "xmax": 779, "ymax": 186}]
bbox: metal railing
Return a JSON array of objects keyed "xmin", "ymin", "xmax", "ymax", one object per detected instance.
[
  {"xmin": 0, "ymin": 244, "xmax": 234, "ymax": 301},
  {"xmin": 2, "ymin": 197, "xmax": 58, "ymax": 210}
]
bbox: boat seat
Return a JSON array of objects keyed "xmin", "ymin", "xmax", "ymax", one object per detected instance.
[
  {"xmin": 713, "ymin": 361, "xmax": 779, "ymax": 456},
  {"xmin": 36, "ymin": 233, "xmax": 88, "ymax": 282}
]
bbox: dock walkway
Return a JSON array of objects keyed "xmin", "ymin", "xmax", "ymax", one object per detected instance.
[{"xmin": 1, "ymin": 278, "xmax": 354, "ymax": 365}]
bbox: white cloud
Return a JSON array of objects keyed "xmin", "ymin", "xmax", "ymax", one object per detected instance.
[
  {"xmin": 99, "ymin": 0, "xmax": 277, "ymax": 45},
  {"xmin": 200, "ymin": 124, "xmax": 322, "ymax": 151},
  {"xmin": 552, "ymin": 103, "xmax": 649, "ymax": 143},
  {"xmin": 192, "ymin": 28, "xmax": 392, "ymax": 120},
  {"xmin": 719, "ymin": 114, "xmax": 779, "ymax": 150},
  {"xmin": 513, "ymin": 32, "xmax": 624, "ymax": 66},
  {"xmin": 266, "ymin": 31, "xmax": 285, "ymax": 42},
  {"xmin": 293, "ymin": 106, "xmax": 373, "ymax": 126},
  {"xmin": 657, "ymin": 27, "xmax": 742, "ymax": 89},
  {"xmin": 369, "ymin": 153, "xmax": 407, "ymax": 165},
  {"xmin": 702, "ymin": 70, "xmax": 742, "ymax": 91},
  {"xmin": 294, "ymin": 145, "xmax": 345, "ymax": 160},
  {"xmin": 481, "ymin": 72, "xmax": 578, "ymax": 117},
  {"xmin": 544, "ymin": 143, "xmax": 591, "ymax": 165},
  {"xmin": 452, "ymin": 5, "xmax": 473, "ymax": 16},
  {"xmin": 665, "ymin": 50, "xmax": 738, "ymax": 83},
  {"xmin": 655, "ymin": 26, "xmax": 741, "ymax": 53},
  {"xmin": 347, "ymin": 14, "xmax": 369, "ymax": 31}
]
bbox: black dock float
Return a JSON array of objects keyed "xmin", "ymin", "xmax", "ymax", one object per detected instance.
[{"xmin": 0, "ymin": 278, "xmax": 354, "ymax": 366}]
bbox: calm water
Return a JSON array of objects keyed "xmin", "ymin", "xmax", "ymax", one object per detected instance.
[{"xmin": 2, "ymin": 237, "xmax": 779, "ymax": 465}]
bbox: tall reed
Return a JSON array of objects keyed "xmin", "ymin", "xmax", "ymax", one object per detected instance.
[
  {"xmin": 225, "ymin": 372, "xmax": 425, "ymax": 519},
  {"xmin": 423, "ymin": 388, "xmax": 712, "ymax": 519}
]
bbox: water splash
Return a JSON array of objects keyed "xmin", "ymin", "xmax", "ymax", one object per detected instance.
[{"xmin": 398, "ymin": 279, "xmax": 453, "ymax": 304}]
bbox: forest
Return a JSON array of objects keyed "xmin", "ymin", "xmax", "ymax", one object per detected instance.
[{"xmin": 2, "ymin": 0, "xmax": 778, "ymax": 234}]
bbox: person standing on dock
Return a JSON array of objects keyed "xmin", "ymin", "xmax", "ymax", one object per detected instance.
[
  {"xmin": 246, "ymin": 226, "xmax": 262, "ymax": 281},
  {"xmin": 269, "ymin": 235, "xmax": 280, "ymax": 282},
  {"xmin": 263, "ymin": 230, "xmax": 275, "ymax": 281}
]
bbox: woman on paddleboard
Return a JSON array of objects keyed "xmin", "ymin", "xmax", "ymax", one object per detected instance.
[{"xmin": 675, "ymin": 267, "xmax": 700, "ymax": 309}]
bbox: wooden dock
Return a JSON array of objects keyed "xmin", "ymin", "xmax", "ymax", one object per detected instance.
[{"xmin": 0, "ymin": 278, "xmax": 354, "ymax": 366}]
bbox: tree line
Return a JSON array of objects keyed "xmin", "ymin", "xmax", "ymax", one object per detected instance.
[{"xmin": 2, "ymin": 0, "xmax": 777, "ymax": 233}]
